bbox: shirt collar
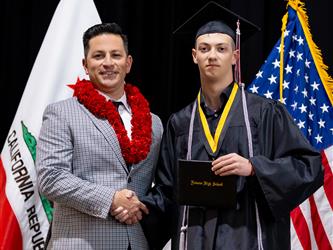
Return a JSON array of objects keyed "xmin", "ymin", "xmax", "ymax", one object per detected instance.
[
  {"xmin": 200, "ymin": 82, "xmax": 234, "ymax": 116},
  {"xmin": 97, "ymin": 89, "xmax": 132, "ymax": 113}
]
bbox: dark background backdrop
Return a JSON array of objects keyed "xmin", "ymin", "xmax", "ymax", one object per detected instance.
[{"xmin": 1, "ymin": 0, "xmax": 332, "ymax": 144}]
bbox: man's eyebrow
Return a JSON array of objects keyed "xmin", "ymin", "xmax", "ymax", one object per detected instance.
[{"xmin": 197, "ymin": 42, "xmax": 228, "ymax": 46}]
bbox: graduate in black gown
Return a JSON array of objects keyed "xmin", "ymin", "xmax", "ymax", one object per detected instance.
[{"xmin": 141, "ymin": 2, "xmax": 323, "ymax": 249}]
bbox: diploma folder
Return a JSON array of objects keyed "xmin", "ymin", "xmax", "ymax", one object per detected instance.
[{"xmin": 177, "ymin": 159, "xmax": 236, "ymax": 208}]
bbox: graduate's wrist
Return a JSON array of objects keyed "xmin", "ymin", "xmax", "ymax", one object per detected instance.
[
  {"xmin": 250, "ymin": 166, "xmax": 255, "ymax": 176},
  {"xmin": 248, "ymin": 161, "xmax": 255, "ymax": 176}
]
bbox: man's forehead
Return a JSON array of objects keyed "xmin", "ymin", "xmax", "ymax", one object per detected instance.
[
  {"xmin": 196, "ymin": 33, "xmax": 234, "ymax": 45},
  {"xmin": 88, "ymin": 34, "xmax": 124, "ymax": 47},
  {"xmin": 90, "ymin": 33, "xmax": 122, "ymax": 42},
  {"xmin": 87, "ymin": 40, "xmax": 125, "ymax": 54}
]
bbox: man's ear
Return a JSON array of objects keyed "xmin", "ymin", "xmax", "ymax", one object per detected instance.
[
  {"xmin": 126, "ymin": 55, "xmax": 133, "ymax": 74},
  {"xmin": 192, "ymin": 48, "xmax": 198, "ymax": 64},
  {"xmin": 82, "ymin": 58, "xmax": 89, "ymax": 75},
  {"xmin": 232, "ymin": 49, "xmax": 240, "ymax": 66}
]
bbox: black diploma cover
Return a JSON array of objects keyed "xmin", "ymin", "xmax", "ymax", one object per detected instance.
[{"xmin": 177, "ymin": 159, "xmax": 236, "ymax": 208}]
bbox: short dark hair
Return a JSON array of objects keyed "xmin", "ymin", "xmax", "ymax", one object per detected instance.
[{"xmin": 83, "ymin": 23, "xmax": 129, "ymax": 57}]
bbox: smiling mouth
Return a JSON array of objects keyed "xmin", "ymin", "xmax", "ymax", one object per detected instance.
[{"xmin": 101, "ymin": 71, "xmax": 117, "ymax": 77}]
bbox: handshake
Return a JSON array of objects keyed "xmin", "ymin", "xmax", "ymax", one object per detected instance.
[{"xmin": 110, "ymin": 189, "xmax": 148, "ymax": 225}]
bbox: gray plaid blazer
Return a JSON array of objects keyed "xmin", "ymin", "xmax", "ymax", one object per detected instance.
[{"xmin": 36, "ymin": 97, "xmax": 163, "ymax": 250}]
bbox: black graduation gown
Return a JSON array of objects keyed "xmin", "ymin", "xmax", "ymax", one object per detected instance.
[{"xmin": 142, "ymin": 89, "xmax": 323, "ymax": 250}]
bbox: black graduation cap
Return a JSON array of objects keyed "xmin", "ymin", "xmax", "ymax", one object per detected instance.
[{"xmin": 173, "ymin": 1, "xmax": 260, "ymax": 43}]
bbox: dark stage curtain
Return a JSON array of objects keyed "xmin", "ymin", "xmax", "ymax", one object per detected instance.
[{"xmin": 0, "ymin": 0, "xmax": 332, "ymax": 143}]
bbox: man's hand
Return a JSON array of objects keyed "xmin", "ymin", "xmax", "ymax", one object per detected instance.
[
  {"xmin": 110, "ymin": 189, "xmax": 148, "ymax": 224},
  {"xmin": 211, "ymin": 153, "xmax": 254, "ymax": 176}
]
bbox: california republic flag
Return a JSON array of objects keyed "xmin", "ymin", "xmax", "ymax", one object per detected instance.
[{"xmin": 0, "ymin": 0, "xmax": 100, "ymax": 249}]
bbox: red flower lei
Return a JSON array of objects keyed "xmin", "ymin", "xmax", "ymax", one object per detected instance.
[{"xmin": 72, "ymin": 78, "xmax": 152, "ymax": 165}]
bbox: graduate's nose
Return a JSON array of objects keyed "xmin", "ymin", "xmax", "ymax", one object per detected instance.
[{"xmin": 208, "ymin": 48, "xmax": 218, "ymax": 60}]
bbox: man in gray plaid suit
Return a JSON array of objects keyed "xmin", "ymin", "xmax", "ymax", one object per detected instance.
[{"xmin": 36, "ymin": 23, "xmax": 163, "ymax": 249}]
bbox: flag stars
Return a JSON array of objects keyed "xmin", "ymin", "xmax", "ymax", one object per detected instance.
[
  {"xmin": 247, "ymin": 20, "xmax": 332, "ymax": 149},
  {"xmin": 309, "ymin": 96, "xmax": 316, "ymax": 106},
  {"xmin": 285, "ymin": 64, "xmax": 293, "ymax": 74},
  {"xmin": 298, "ymin": 104, "xmax": 307, "ymax": 113},
  {"xmin": 249, "ymin": 84, "xmax": 259, "ymax": 94},
  {"xmin": 268, "ymin": 74, "xmax": 277, "ymax": 84},
  {"xmin": 301, "ymin": 88, "xmax": 308, "ymax": 98},
  {"xmin": 297, "ymin": 36, "xmax": 304, "ymax": 45},
  {"xmin": 318, "ymin": 119, "xmax": 325, "ymax": 128},
  {"xmin": 272, "ymin": 59, "xmax": 280, "ymax": 68},
  {"xmin": 297, "ymin": 119, "xmax": 305, "ymax": 129},
  {"xmin": 264, "ymin": 90, "xmax": 273, "ymax": 99},
  {"xmin": 320, "ymin": 103, "xmax": 329, "ymax": 113},
  {"xmin": 315, "ymin": 134, "xmax": 323, "ymax": 144},
  {"xmin": 279, "ymin": 97, "xmax": 287, "ymax": 104},
  {"xmin": 276, "ymin": 45, "xmax": 282, "ymax": 53},
  {"xmin": 256, "ymin": 70, "xmax": 263, "ymax": 79},
  {"xmin": 284, "ymin": 29, "xmax": 290, "ymax": 37},
  {"xmin": 311, "ymin": 81, "xmax": 319, "ymax": 91},
  {"xmin": 308, "ymin": 127, "xmax": 312, "ymax": 136},
  {"xmin": 291, "ymin": 101, "xmax": 298, "ymax": 110},
  {"xmin": 297, "ymin": 52, "xmax": 303, "ymax": 61},
  {"xmin": 305, "ymin": 58, "xmax": 311, "ymax": 68},
  {"xmin": 283, "ymin": 80, "xmax": 290, "ymax": 89}
]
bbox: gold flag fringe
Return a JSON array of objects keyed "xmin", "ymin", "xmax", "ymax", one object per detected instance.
[
  {"xmin": 280, "ymin": 0, "xmax": 333, "ymax": 106},
  {"xmin": 279, "ymin": 12, "xmax": 288, "ymax": 103}
]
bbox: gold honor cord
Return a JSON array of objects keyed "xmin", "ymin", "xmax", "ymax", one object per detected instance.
[{"xmin": 198, "ymin": 83, "xmax": 239, "ymax": 153}]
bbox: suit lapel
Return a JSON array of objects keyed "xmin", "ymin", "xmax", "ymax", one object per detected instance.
[{"xmin": 77, "ymin": 101, "xmax": 128, "ymax": 173}]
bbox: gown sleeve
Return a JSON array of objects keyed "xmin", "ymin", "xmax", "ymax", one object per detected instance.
[
  {"xmin": 141, "ymin": 114, "xmax": 179, "ymax": 249},
  {"xmin": 250, "ymin": 101, "xmax": 323, "ymax": 218}
]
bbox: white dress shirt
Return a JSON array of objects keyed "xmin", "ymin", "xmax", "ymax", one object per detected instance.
[{"xmin": 98, "ymin": 90, "xmax": 132, "ymax": 140}]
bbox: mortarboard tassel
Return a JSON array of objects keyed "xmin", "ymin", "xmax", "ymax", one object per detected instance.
[{"xmin": 234, "ymin": 19, "xmax": 242, "ymax": 85}]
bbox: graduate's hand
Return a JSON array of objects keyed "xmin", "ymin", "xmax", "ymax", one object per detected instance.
[
  {"xmin": 111, "ymin": 189, "xmax": 149, "ymax": 224},
  {"xmin": 112, "ymin": 206, "xmax": 143, "ymax": 225},
  {"xmin": 211, "ymin": 153, "xmax": 254, "ymax": 176}
]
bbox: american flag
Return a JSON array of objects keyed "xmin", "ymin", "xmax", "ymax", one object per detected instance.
[{"xmin": 247, "ymin": 1, "xmax": 333, "ymax": 249}]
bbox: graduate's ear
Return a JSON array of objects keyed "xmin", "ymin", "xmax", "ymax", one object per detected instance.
[
  {"xmin": 192, "ymin": 48, "xmax": 198, "ymax": 64},
  {"xmin": 232, "ymin": 49, "xmax": 239, "ymax": 66}
]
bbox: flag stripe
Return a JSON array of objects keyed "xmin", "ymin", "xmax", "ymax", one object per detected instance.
[
  {"xmin": 290, "ymin": 150, "xmax": 333, "ymax": 250},
  {"xmin": 309, "ymin": 195, "xmax": 332, "ymax": 250},
  {"xmin": 322, "ymin": 150, "xmax": 333, "ymax": 210},
  {"xmin": 290, "ymin": 221, "xmax": 304, "ymax": 250},
  {"xmin": 291, "ymin": 206, "xmax": 312, "ymax": 250},
  {"xmin": 0, "ymin": 158, "xmax": 22, "ymax": 250},
  {"xmin": 313, "ymin": 186, "xmax": 333, "ymax": 248}
]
